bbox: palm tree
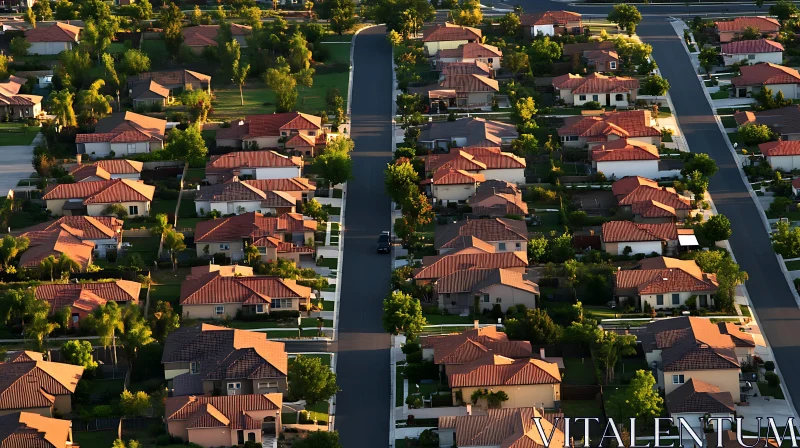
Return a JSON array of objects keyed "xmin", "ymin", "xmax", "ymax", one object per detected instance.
[
  {"xmin": 39, "ymin": 255, "xmax": 57, "ymax": 281},
  {"xmin": 48, "ymin": 90, "xmax": 77, "ymax": 127},
  {"xmin": 57, "ymin": 254, "xmax": 81, "ymax": 278},
  {"xmin": 244, "ymin": 244, "xmax": 260, "ymax": 266},
  {"xmin": 94, "ymin": 302, "xmax": 124, "ymax": 366},
  {"xmin": 163, "ymin": 229, "xmax": 186, "ymax": 271}
]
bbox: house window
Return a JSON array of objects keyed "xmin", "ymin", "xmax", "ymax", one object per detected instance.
[
  {"xmin": 258, "ymin": 382, "xmax": 279, "ymax": 389},
  {"xmin": 656, "ymin": 294, "xmax": 664, "ymax": 305},
  {"xmin": 281, "ymin": 131, "xmax": 288, "ymax": 136},
  {"xmin": 256, "ymin": 304, "xmax": 265, "ymax": 313},
  {"xmin": 127, "ymin": 143, "xmax": 136, "ymax": 153},
  {"xmin": 672, "ymin": 374, "xmax": 685, "ymax": 384},
  {"xmin": 128, "ymin": 205, "xmax": 138, "ymax": 215},
  {"xmin": 248, "ymin": 433, "xmax": 256, "ymax": 442},
  {"xmin": 272, "ymin": 298, "xmax": 292, "ymax": 309},
  {"xmin": 220, "ymin": 244, "xmax": 230, "ymax": 250},
  {"xmin": 672, "ymin": 294, "xmax": 680, "ymax": 305},
  {"xmin": 215, "ymin": 305, "xmax": 224, "ymax": 315},
  {"xmin": 190, "ymin": 362, "xmax": 200, "ymax": 374},
  {"xmin": 615, "ymin": 94, "xmax": 624, "ymax": 101},
  {"xmin": 610, "ymin": 61, "xmax": 617, "ymax": 69},
  {"xmin": 579, "ymin": 94, "xmax": 587, "ymax": 101},
  {"xmin": 487, "ymin": 58, "xmax": 493, "ymax": 63},
  {"xmin": 496, "ymin": 297, "xmax": 502, "ymax": 304},
  {"xmin": 228, "ymin": 382, "xmax": 242, "ymax": 391},
  {"xmin": 748, "ymin": 54, "xmax": 756, "ymax": 60},
  {"xmin": 308, "ymin": 131, "xmax": 316, "ymax": 136},
  {"xmin": 498, "ymin": 242, "xmax": 506, "ymax": 251},
  {"xmin": 515, "ymin": 242, "xmax": 521, "ymax": 250},
  {"xmin": 592, "ymin": 95, "xmax": 599, "ymax": 101},
  {"xmin": 483, "ymin": 294, "xmax": 490, "ymax": 303}
]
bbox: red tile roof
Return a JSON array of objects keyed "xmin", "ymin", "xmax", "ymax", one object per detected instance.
[
  {"xmin": 25, "ymin": 22, "xmax": 81, "ymax": 43},
  {"xmin": 166, "ymin": 394, "xmax": 281, "ymax": 430},
  {"xmin": 612, "ymin": 176, "xmax": 661, "ymax": 196},
  {"xmin": 215, "ymin": 112, "xmax": 322, "ymax": 140},
  {"xmin": 721, "ymin": 38, "xmax": 784, "ymax": 54},
  {"xmin": 461, "ymin": 146, "xmax": 526, "ymax": 169},
  {"xmin": 424, "ymin": 168, "xmax": 485, "ymax": 186},
  {"xmin": 602, "ymin": 221, "xmax": 679, "ymax": 243},
  {"xmin": 244, "ymin": 177, "xmax": 315, "ymax": 192},
  {"xmin": 760, "ymin": 140, "xmax": 800, "ymax": 156},
  {"xmin": 666, "ymin": 378, "xmax": 735, "ymax": 414},
  {"xmin": 42, "ymin": 179, "xmax": 155, "ymax": 204},
  {"xmin": 617, "ymin": 184, "xmax": 692, "ymax": 212},
  {"xmin": 194, "ymin": 212, "xmax": 315, "ymax": 243},
  {"xmin": 207, "ymin": 150, "xmax": 303, "ymax": 171},
  {"xmin": 520, "ymin": 10, "xmax": 581, "ymax": 26},
  {"xmin": 422, "ymin": 23, "xmax": 482, "ymax": 43},
  {"xmin": 553, "ymin": 72, "xmax": 639, "ymax": 94},
  {"xmin": 559, "ymin": 110, "xmax": 661, "ymax": 139},
  {"xmin": 615, "ymin": 257, "xmax": 718, "ymax": 296},
  {"xmin": 631, "ymin": 200, "xmax": 677, "ymax": 218},
  {"xmin": 6, "ymin": 352, "xmax": 45, "ymax": 363},
  {"xmin": 422, "ymin": 326, "xmax": 531, "ymax": 365},
  {"xmin": 414, "ymin": 252, "xmax": 527, "ymax": 281},
  {"xmin": 35, "ymin": 280, "xmax": 141, "ymax": 311},
  {"xmin": 436, "ymin": 218, "xmax": 528, "ymax": 248},
  {"xmin": 0, "ymin": 360, "xmax": 83, "ymax": 412},
  {"xmin": 23, "ymin": 216, "xmax": 123, "ymax": 241},
  {"xmin": 440, "ymin": 74, "xmax": 499, "ymax": 93},
  {"xmin": 715, "ymin": 16, "xmax": 780, "ymax": 33},
  {"xmin": 18, "ymin": 229, "xmax": 94, "ymax": 270},
  {"xmin": 591, "ymin": 139, "xmax": 660, "ymax": 162},
  {"xmin": 447, "ymin": 354, "xmax": 561, "ymax": 387},
  {"xmin": 717, "ymin": 322, "xmax": 756, "ymax": 347},
  {"xmin": 131, "ymin": 80, "xmax": 170, "ymax": 100},
  {"xmin": 444, "ymin": 408, "xmax": 566, "ymax": 448},
  {"xmin": 732, "ymin": 63, "xmax": 800, "ymax": 87},
  {"xmin": 128, "ymin": 70, "xmax": 211, "ymax": 90},
  {"xmin": 75, "ymin": 111, "xmax": 166, "ymax": 144},
  {"xmin": 0, "ymin": 412, "xmax": 72, "ymax": 448},
  {"xmin": 437, "ymin": 42, "xmax": 503, "ymax": 59},
  {"xmin": 440, "ymin": 61, "xmax": 492, "ymax": 77},
  {"xmin": 643, "ymin": 317, "xmax": 739, "ymax": 371},
  {"xmin": 70, "ymin": 159, "xmax": 143, "ymax": 181},
  {"xmin": 180, "ymin": 271, "xmax": 311, "ymax": 306},
  {"xmin": 435, "ymin": 267, "xmax": 539, "ymax": 295},
  {"xmin": 182, "ymin": 24, "xmax": 252, "ymax": 47}
]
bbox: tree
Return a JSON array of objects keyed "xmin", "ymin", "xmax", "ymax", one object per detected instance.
[
  {"xmin": 101, "ymin": 53, "xmax": 120, "ymax": 90},
  {"xmin": 606, "ymin": 370, "xmax": 663, "ymax": 420},
  {"xmin": 57, "ymin": 254, "xmax": 81, "ymax": 277},
  {"xmin": 103, "ymin": 204, "xmax": 129, "ymax": 219},
  {"xmin": 503, "ymin": 51, "xmax": 530, "ymax": 76},
  {"xmin": 39, "ymin": 255, "xmax": 58, "ymax": 281},
  {"xmin": 317, "ymin": 137, "xmax": 354, "ymax": 186},
  {"xmin": 10, "ymin": 36, "xmax": 30, "ymax": 58},
  {"xmin": 499, "ymin": 12, "xmax": 520, "ymax": 36},
  {"xmin": 685, "ymin": 170, "xmax": 709, "ymax": 203},
  {"xmin": 0, "ymin": 235, "xmax": 28, "ymax": 271},
  {"xmin": 120, "ymin": 390, "xmax": 151, "ymax": 416},
  {"xmin": 511, "ymin": 134, "xmax": 539, "ymax": 155},
  {"xmin": 698, "ymin": 47, "xmax": 719, "ymax": 75},
  {"xmin": 770, "ymin": 0, "xmax": 798, "ymax": 25},
  {"xmin": 505, "ymin": 309, "xmax": 562, "ymax": 344},
  {"xmin": 80, "ymin": 0, "xmax": 111, "ymax": 22},
  {"xmin": 161, "ymin": 3, "xmax": 185, "ymax": 59},
  {"xmin": 773, "ymin": 220, "xmax": 800, "ymax": 258},
  {"xmin": 61, "ymin": 340, "xmax": 98, "ymax": 371},
  {"xmin": 382, "ymin": 291, "xmax": 426, "ymax": 339},
  {"xmin": 120, "ymin": 304, "xmax": 153, "ymax": 367},
  {"xmin": 452, "ymin": 0, "xmax": 482, "ymax": 26},
  {"xmin": 692, "ymin": 251, "xmax": 747, "ymax": 313},
  {"xmin": 289, "ymin": 32, "xmax": 312, "ymax": 72},
  {"xmin": 166, "ymin": 125, "xmax": 208, "ymax": 165},
  {"xmin": 741, "ymin": 25, "xmax": 761, "ymax": 40},
  {"xmin": 387, "ymin": 30, "xmax": 403, "ymax": 47},
  {"xmin": 87, "ymin": 301, "xmax": 124, "ymax": 366},
  {"xmin": 122, "ymin": 49, "xmax": 151, "ymax": 76},
  {"xmin": 54, "ymin": 0, "xmax": 78, "ymax": 20},
  {"xmin": 385, "ymin": 159, "xmax": 419, "ymax": 204},
  {"xmin": 265, "ymin": 65, "xmax": 298, "ymax": 112},
  {"xmin": 529, "ymin": 36, "xmax": 562, "ymax": 63},
  {"xmin": 366, "ymin": 0, "xmax": 432, "ymax": 37},
  {"xmin": 25, "ymin": 299, "xmax": 58, "ymax": 350},
  {"xmin": 76, "ymin": 79, "xmax": 113, "ymax": 126},
  {"xmin": 244, "ymin": 243, "xmax": 261, "ymax": 266},
  {"xmin": 703, "ymin": 214, "xmax": 732, "ymax": 242},
  {"xmin": 640, "ymin": 74, "xmax": 671, "ymax": 96},
  {"xmin": 288, "ymin": 355, "xmax": 340, "ymax": 405},
  {"xmin": 190, "ymin": 5, "xmax": 203, "ymax": 25},
  {"xmin": 181, "ymin": 89, "xmax": 213, "ymax": 123},
  {"xmin": 400, "ymin": 186, "xmax": 433, "ymax": 244},
  {"xmin": 48, "ymin": 89, "xmax": 77, "ymax": 127},
  {"xmin": 163, "ymin": 228, "xmax": 187, "ymax": 270},
  {"xmin": 302, "ymin": 198, "xmax": 329, "ymax": 222},
  {"xmin": 514, "ymin": 96, "xmax": 537, "ymax": 124},
  {"xmin": 113, "ymin": 440, "xmax": 141, "ymax": 448},
  {"xmin": 528, "ymin": 237, "xmax": 549, "ymax": 264},
  {"xmin": 24, "ymin": 6, "xmax": 36, "ymax": 28},
  {"xmin": 150, "ymin": 213, "xmax": 172, "ymax": 237},
  {"xmin": 329, "ymin": 0, "xmax": 356, "ymax": 35},
  {"xmin": 240, "ymin": 6, "xmax": 262, "ymax": 27},
  {"xmin": 594, "ymin": 330, "xmax": 637, "ymax": 384},
  {"xmin": 33, "ymin": 0, "xmax": 53, "ymax": 21},
  {"xmin": 607, "ymin": 4, "xmax": 642, "ymax": 35},
  {"xmin": 738, "ymin": 122, "xmax": 774, "ymax": 145},
  {"xmin": 293, "ymin": 431, "xmax": 343, "ymax": 448},
  {"xmin": 0, "ymin": 55, "xmax": 7, "ymax": 79},
  {"xmin": 232, "ymin": 60, "xmax": 251, "ymax": 107},
  {"xmin": 149, "ymin": 301, "xmax": 180, "ymax": 343},
  {"xmin": 681, "ymin": 153, "xmax": 718, "ymax": 177}
]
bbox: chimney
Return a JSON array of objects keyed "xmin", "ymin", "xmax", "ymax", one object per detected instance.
[
  {"xmin": 76, "ymin": 154, "xmax": 82, "ymax": 165},
  {"xmin": 473, "ymin": 320, "xmax": 479, "ymax": 329},
  {"xmin": 189, "ymin": 396, "xmax": 197, "ymax": 402},
  {"xmin": 539, "ymin": 347, "xmax": 546, "ymax": 359},
  {"xmin": 466, "ymin": 404, "xmax": 472, "ymax": 415}
]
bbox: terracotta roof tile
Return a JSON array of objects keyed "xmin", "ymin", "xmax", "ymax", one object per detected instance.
[
  {"xmin": 42, "ymin": 178, "xmax": 154, "ymax": 204},
  {"xmin": 180, "ymin": 271, "xmax": 310, "ymax": 306},
  {"xmin": 6, "ymin": 352, "xmax": 45, "ymax": 363},
  {"xmin": 461, "ymin": 146, "xmax": 526, "ymax": 169},
  {"xmin": 0, "ymin": 361, "xmax": 83, "ymax": 412},
  {"xmin": 424, "ymin": 151, "xmax": 487, "ymax": 173},
  {"xmin": 591, "ymin": 139, "xmax": 660, "ymax": 162},
  {"xmin": 615, "ymin": 181, "xmax": 691, "ymax": 212},
  {"xmin": 436, "ymin": 218, "xmax": 528, "ymax": 248},
  {"xmin": 732, "ymin": 63, "xmax": 800, "ymax": 87},
  {"xmin": 128, "ymin": 70, "xmax": 211, "ymax": 90},
  {"xmin": 18, "ymin": 229, "xmax": 94, "ymax": 270},
  {"xmin": 25, "ymin": 22, "xmax": 81, "ymax": 43},
  {"xmin": 521, "ymin": 10, "xmax": 581, "ymax": 26},
  {"xmin": 446, "ymin": 408, "xmax": 565, "ymax": 448},
  {"xmin": 23, "ymin": 216, "xmax": 123, "ymax": 241},
  {"xmin": 422, "ymin": 23, "xmax": 482, "ymax": 43},
  {"xmin": 440, "ymin": 61, "xmax": 492, "ymax": 77},
  {"xmin": 437, "ymin": 42, "xmax": 503, "ymax": 59},
  {"xmin": 244, "ymin": 177, "xmax": 315, "ymax": 192},
  {"xmin": 0, "ymin": 412, "xmax": 72, "ymax": 448},
  {"xmin": 131, "ymin": 80, "xmax": 170, "ymax": 100},
  {"xmin": 35, "ymin": 280, "xmax": 140, "ymax": 312},
  {"xmin": 75, "ymin": 111, "xmax": 166, "ymax": 144},
  {"xmin": 585, "ymin": 49, "xmax": 619, "ymax": 63},
  {"xmin": 553, "ymin": 72, "xmax": 639, "ymax": 94},
  {"xmin": 612, "ymin": 176, "xmax": 661, "ymax": 196},
  {"xmin": 631, "ymin": 200, "xmax": 677, "ymax": 218},
  {"xmin": 447, "ymin": 354, "xmax": 561, "ymax": 387},
  {"xmin": 760, "ymin": 140, "xmax": 800, "ymax": 156},
  {"xmin": 602, "ymin": 221, "xmax": 679, "ymax": 242},
  {"xmin": 425, "ymin": 168, "xmax": 484, "ymax": 185},
  {"xmin": 216, "ymin": 113, "xmax": 321, "ymax": 140},
  {"xmin": 417, "ymin": 117, "xmax": 518, "ymax": 148},
  {"xmin": 666, "ymin": 378, "xmax": 735, "ymax": 414},
  {"xmin": 564, "ymin": 40, "xmax": 616, "ymax": 56},
  {"xmin": 207, "ymin": 151, "xmax": 303, "ymax": 173},
  {"xmin": 414, "ymin": 252, "xmax": 527, "ymax": 281},
  {"xmin": 715, "ymin": 16, "xmax": 780, "ymax": 33},
  {"xmin": 195, "ymin": 212, "xmax": 315, "ymax": 243},
  {"xmin": 166, "ymin": 393, "xmax": 281, "ymax": 430},
  {"xmin": 721, "ymin": 38, "xmax": 784, "ymax": 54},
  {"xmin": 197, "ymin": 178, "xmax": 268, "ymax": 202},
  {"xmin": 717, "ymin": 322, "xmax": 756, "ymax": 347},
  {"xmin": 559, "ymin": 110, "xmax": 661, "ymax": 140},
  {"xmin": 440, "ymin": 74, "xmax": 499, "ymax": 93},
  {"xmin": 436, "ymin": 267, "xmax": 539, "ymax": 296},
  {"xmin": 423, "ymin": 327, "xmax": 531, "ymax": 365},
  {"xmin": 182, "ymin": 24, "xmax": 252, "ymax": 47},
  {"xmin": 642, "ymin": 317, "xmax": 739, "ymax": 371}
]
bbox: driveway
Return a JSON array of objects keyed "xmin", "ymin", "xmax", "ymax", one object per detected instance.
[
  {"xmin": 334, "ymin": 26, "xmax": 394, "ymax": 447},
  {"xmin": 0, "ymin": 135, "xmax": 40, "ymax": 197}
]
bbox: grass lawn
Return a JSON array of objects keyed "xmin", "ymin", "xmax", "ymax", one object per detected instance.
[
  {"xmin": 740, "ymin": 304, "xmax": 752, "ymax": 317},
  {"xmin": 90, "ymin": 378, "xmax": 125, "ymax": 395},
  {"xmin": 613, "ymin": 357, "xmax": 649, "ymax": 384},
  {"xmin": 585, "ymin": 305, "xmax": 625, "ymax": 320},
  {"xmin": 150, "ymin": 199, "xmax": 178, "ymax": 216},
  {"xmin": 141, "ymin": 40, "xmax": 169, "ymax": 69},
  {"xmin": 0, "ymin": 125, "xmax": 40, "ymax": 146},
  {"xmin": 561, "ymin": 400, "xmax": 603, "ymax": 418},
  {"xmin": 289, "ymin": 353, "xmax": 332, "ymax": 367},
  {"xmin": 177, "ymin": 217, "xmax": 203, "ymax": 230},
  {"xmin": 107, "ymin": 42, "xmax": 127, "ymax": 54},
  {"xmin": 396, "ymin": 365, "xmax": 405, "ymax": 406},
  {"xmin": 322, "ymin": 300, "xmax": 335, "ymax": 311},
  {"xmin": 317, "ymin": 257, "xmax": 338, "ymax": 269},
  {"xmin": 710, "ymin": 90, "xmax": 730, "ymax": 100},
  {"xmin": 333, "ymin": 188, "xmax": 343, "ymax": 198},
  {"xmin": 149, "ymin": 283, "xmax": 182, "ymax": 308},
  {"xmin": 662, "ymin": 133, "xmax": 674, "ymax": 143},
  {"xmin": 530, "ymin": 212, "xmax": 564, "ymax": 235},
  {"xmin": 562, "ymin": 357, "xmax": 596, "ymax": 385},
  {"xmin": 185, "ymin": 167, "xmax": 205, "ymax": 182},
  {"xmin": 178, "ymin": 197, "xmax": 196, "ymax": 218},
  {"xmin": 720, "ymin": 115, "xmax": 738, "ymax": 128},
  {"xmin": 73, "ymin": 431, "xmax": 118, "ymax": 448},
  {"xmin": 758, "ymin": 381, "xmax": 785, "ymax": 399},
  {"xmin": 786, "ymin": 260, "xmax": 800, "ymax": 271},
  {"xmin": 717, "ymin": 106, "xmax": 752, "ymax": 115}
]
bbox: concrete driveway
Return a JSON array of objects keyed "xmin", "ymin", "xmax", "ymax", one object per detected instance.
[
  {"xmin": 0, "ymin": 135, "xmax": 41, "ymax": 195},
  {"xmin": 737, "ymin": 394, "xmax": 795, "ymax": 432}
]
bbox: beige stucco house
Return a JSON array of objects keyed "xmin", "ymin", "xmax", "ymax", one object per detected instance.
[
  {"xmin": 42, "ymin": 178, "xmax": 155, "ymax": 217},
  {"xmin": 0, "ymin": 353, "xmax": 84, "ymax": 417},
  {"xmin": 422, "ymin": 23, "xmax": 482, "ymax": 55},
  {"xmin": 614, "ymin": 257, "xmax": 718, "ymax": 311},
  {"xmin": 435, "ymin": 267, "xmax": 539, "ymax": 315},
  {"xmin": 75, "ymin": 112, "xmax": 166, "ymax": 158}
]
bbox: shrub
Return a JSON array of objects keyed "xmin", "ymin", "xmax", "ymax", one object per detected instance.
[
  {"xmin": 405, "ymin": 395, "xmax": 422, "ymax": 409},
  {"xmin": 401, "ymin": 340, "xmax": 421, "ymax": 355},
  {"xmin": 404, "ymin": 360, "xmax": 438, "ymax": 383},
  {"xmin": 155, "ymin": 435, "xmax": 172, "ymax": 446},
  {"xmin": 739, "ymin": 123, "xmax": 774, "ymax": 146},
  {"xmin": 582, "ymin": 101, "xmax": 602, "ymax": 110},
  {"xmin": 765, "ymin": 361, "xmax": 775, "ymax": 371},
  {"xmin": 766, "ymin": 372, "xmax": 780, "ymax": 387},
  {"xmin": 406, "ymin": 350, "xmax": 423, "ymax": 363},
  {"xmin": 418, "ymin": 428, "xmax": 440, "ymax": 447}
]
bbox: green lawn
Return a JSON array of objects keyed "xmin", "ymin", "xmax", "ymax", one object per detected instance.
[
  {"xmin": 149, "ymin": 283, "xmax": 182, "ymax": 308},
  {"xmin": 150, "ymin": 199, "xmax": 178, "ymax": 216},
  {"xmin": 740, "ymin": 304, "xmax": 752, "ymax": 317},
  {"xmin": 710, "ymin": 90, "xmax": 730, "ymax": 100},
  {"xmin": 89, "ymin": 378, "xmax": 125, "ymax": 396},
  {"xmin": 786, "ymin": 260, "xmax": 800, "ymax": 271},
  {"xmin": 563, "ymin": 357, "xmax": 596, "ymax": 385},
  {"xmin": 73, "ymin": 431, "xmax": 118, "ymax": 448},
  {"xmin": 141, "ymin": 40, "xmax": 169, "ymax": 69},
  {"xmin": 717, "ymin": 106, "xmax": 752, "ymax": 115},
  {"xmin": 322, "ymin": 300, "xmax": 335, "ymax": 311},
  {"xmin": 758, "ymin": 381, "xmax": 785, "ymax": 399},
  {"xmin": 317, "ymin": 257, "xmax": 338, "ymax": 270},
  {"xmin": 289, "ymin": 353, "xmax": 332, "ymax": 367},
  {"xmin": 561, "ymin": 400, "xmax": 603, "ymax": 418},
  {"xmin": 0, "ymin": 125, "xmax": 40, "ymax": 146},
  {"xmin": 107, "ymin": 42, "xmax": 127, "ymax": 54},
  {"xmin": 185, "ymin": 167, "xmax": 205, "ymax": 182},
  {"xmin": 333, "ymin": 188, "xmax": 343, "ymax": 198},
  {"xmin": 720, "ymin": 115, "xmax": 738, "ymax": 128},
  {"xmin": 530, "ymin": 212, "xmax": 564, "ymax": 235},
  {"xmin": 178, "ymin": 197, "xmax": 196, "ymax": 218}
]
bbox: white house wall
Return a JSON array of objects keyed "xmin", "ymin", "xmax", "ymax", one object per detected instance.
[
  {"xmin": 767, "ymin": 155, "xmax": 800, "ymax": 171},
  {"xmin": 766, "ymin": 83, "xmax": 799, "ymax": 99},
  {"xmin": 479, "ymin": 168, "xmax": 526, "ymax": 184},
  {"xmin": 610, "ymin": 240, "xmax": 663, "ymax": 256},
  {"xmin": 29, "ymin": 41, "xmax": 71, "ymax": 55},
  {"xmin": 596, "ymin": 160, "xmax": 660, "ymax": 180},
  {"xmin": 432, "ymin": 184, "xmax": 476, "ymax": 202},
  {"xmin": 723, "ymin": 52, "xmax": 783, "ymax": 66},
  {"xmin": 253, "ymin": 166, "xmax": 303, "ymax": 179},
  {"xmin": 532, "ymin": 24, "xmax": 555, "ymax": 37}
]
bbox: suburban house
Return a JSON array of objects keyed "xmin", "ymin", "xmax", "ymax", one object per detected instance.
[
  {"xmin": 414, "ymin": 252, "xmax": 528, "ymax": 284},
  {"xmin": 563, "ymin": 40, "xmax": 616, "ymax": 59},
  {"xmin": 434, "ymin": 42, "xmax": 503, "ymax": 71},
  {"xmin": 166, "ymin": 394, "xmax": 282, "ymax": 448},
  {"xmin": 194, "ymin": 212, "xmax": 316, "ymax": 261},
  {"xmin": 0, "ymin": 412, "xmax": 74, "ymax": 448},
  {"xmin": 25, "ymin": 22, "xmax": 81, "ymax": 55},
  {"xmin": 421, "ymin": 326, "xmax": 532, "ymax": 367},
  {"xmin": 22, "ymin": 215, "xmax": 124, "ymax": 257},
  {"xmin": 34, "ymin": 280, "xmax": 141, "ymax": 328},
  {"xmin": 435, "ymin": 218, "xmax": 528, "ymax": 254},
  {"xmin": 180, "ymin": 271, "xmax": 312, "ymax": 318},
  {"xmin": 601, "ymin": 221, "xmax": 697, "ymax": 256},
  {"xmin": 468, "ymin": 180, "xmax": 529, "ymax": 218},
  {"xmin": 162, "ymin": 324, "xmax": 288, "ymax": 396},
  {"xmin": 734, "ymin": 105, "xmax": 800, "ymax": 140},
  {"xmin": 214, "ymin": 113, "xmax": 326, "ymax": 155},
  {"xmin": 552, "ymin": 72, "xmax": 639, "ymax": 107},
  {"xmin": 195, "ymin": 177, "xmax": 297, "ymax": 217},
  {"xmin": 18, "ymin": 229, "xmax": 94, "ymax": 272},
  {"xmin": 421, "ymin": 23, "xmax": 482, "ymax": 56},
  {"xmin": 0, "ymin": 358, "xmax": 83, "ymax": 416},
  {"xmin": 421, "ymin": 168, "xmax": 484, "ymax": 203},
  {"xmin": 75, "ymin": 112, "xmax": 166, "ymax": 157},
  {"xmin": 717, "ymin": 322, "xmax": 756, "ymax": 363},
  {"xmin": 41, "ymin": 178, "xmax": 155, "ymax": 217},
  {"xmin": 423, "ymin": 147, "xmax": 527, "ymax": 185},
  {"xmin": 205, "ymin": 150, "xmax": 303, "ymax": 184},
  {"xmin": 131, "ymin": 80, "xmax": 170, "ymax": 108},
  {"xmin": 431, "ymin": 74, "xmax": 500, "ymax": 110},
  {"xmin": 14, "ymin": 69, "xmax": 54, "ymax": 87},
  {"xmin": 69, "ymin": 159, "xmax": 143, "ymax": 182},
  {"xmin": 520, "ymin": 10, "xmax": 582, "ymax": 37},
  {"xmin": 446, "ymin": 354, "xmax": 562, "ymax": 409},
  {"xmin": 612, "ymin": 176, "xmax": 693, "ymax": 222},
  {"xmin": 182, "ymin": 24, "xmax": 252, "ymax": 53},
  {"xmin": 584, "ymin": 50, "xmax": 620, "ymax": 73},
  {"xmin": 437, "ymin": 61, "xmax": 492, "ymax": 79},
  {"xmin": 0, "ymin": 75, "xmax": 43, "ymax": 119},
  {"xmin": 759, "ymin": 140, "xmax": 800, "ymax": 171},
  {"xmin": 730, "ymin": 63, "xmax": 800, "ymax": 99},
  {"xmin": 558, "ymin": 110, "xmax": 661, "ymax": 148},
  {"xmin": 641, "ymin": 317, "xmax": 741, "ymax": 402},
  {"xmin": 614, "ymin": 257, "xmax": 718, "ymax": 310},
  {"xmin": 438, "ymin": 408, "xmax": 566, "ymax": 448},
  {"xmin": 435, "ymin": 267, "xmax": 539, "ymax": 314},
  {"xmin": 416, "ymin": 117, "xmax": 518, "ymax": 151},
  {"xmin": 715, "ymin": 16, "xmax": 780, "ymax": 43},
  {"xmin": 128, "ymin": 70, "xmax": 212, "ymax": 94},
  {"xmin": 666, "ymin": 379, "xmax": 735, "ymax": 438},
  {"xmin": 721, "ymin": 39, "xmax": 784, "ymax": 66},
  {"xmin": 591, "ymin": 139, "xmax": 661, "ymax": 180},
  {"xmin": 243, "ymin": 177, "xmax": 316, "ymax": 202}
]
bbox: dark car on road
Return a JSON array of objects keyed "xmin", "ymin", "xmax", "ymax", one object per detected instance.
[{"xmin": 377, "ymin": 231, "xmax": 391, "ymax": 254}]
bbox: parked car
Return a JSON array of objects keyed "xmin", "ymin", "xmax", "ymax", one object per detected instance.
[{"xmin": 377, "ymin": 231, "xmax": 391, "ymax": 254}]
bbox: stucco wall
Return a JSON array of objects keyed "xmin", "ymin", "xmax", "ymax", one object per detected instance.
[
  {"xmin": 532, "ymin": 24, "xmax": 555, "ymax": 37},
  {"xmin": 254, "ymin": 166, "xmax": 303, "ymax": 180},
  {"xmin": 480, "ymin": 284, "xmax": 538, "ymax": 312},
  {"xmin": 53, "ymin": 395, "xmax": 72, "ymax": 415},
  {"xmin": 182, "ymin": 303, "xmax": 242, "ymax": 319},
  {"xmin": 641, "ymin": 291, "xmax": 714, "ymax": 310},
  {"xmin": 87, "ymin": 201, "xmax": 149, "ymax": 217},
  {"xmin": 767, "ymin": 155, "xmax": 800, "ymax": 171},
  {"xmin": 424, "ymin": 40, "xmax": 469, "ymax": 55},
  {"xmin": 573, "ymin": 92, "xmax": 631, "ymax": 108},
  {"xmin": 164, "ymin": 362, "xmax": 190, "ymax": 380},
  {"xmin": 195, "ymin": 241, "xmax": 245, "ymax": 261},
  {"xmin": 479, "ymin": 168, "xmax": 526, "ymax": 185},
  {"xmin": 723, "ymin": 52, "xmax": 782, "ymax": 66},
  {"xmin": 432, "ymin": 184, "xmax": 477, "ymax": 202},
  {"xmin": 663, "ymin": 369, "xmax": 740, "ymax": 400},
  {"xmin": 596, "ymin": 160, "xmax": 660, "ymax": 180},
  {"xmin": 187, "ymin": 427, "xmax": 239, "ymax": 447},
  {"xmin": 455, "ymin": 383, "xmax": 559, "ymax": 409},
  {"xmin": 766, "ymin": 83, "xmax": 799, "ymax": 99},
  {"xmin": 29, "ymin": 41, "xmax": 71, "ymax": 55},
  {"xmin": 245, "ymin": 136, "xmax": 281, "ymax": 149},
  {"xmin": 603, "ymin": 240, "xmax": 663, "ymax": 256}
]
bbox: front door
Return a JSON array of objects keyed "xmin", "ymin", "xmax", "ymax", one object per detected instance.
[
  {"xmin": 237, "ymin": 430, "xmax": 244, "ymax": 445},
  {"xmin": 738, "ymin": 88, "xmax": 747, "ymax": 98},
  {"xmin": 700, "ymin": 295, "xmax": 708, "ymax": 307},
  {"xmin": 606, "ymin": 94, "xmax": 611, "ymax": 106}
]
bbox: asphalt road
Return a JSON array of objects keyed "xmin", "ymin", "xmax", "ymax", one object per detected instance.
[
  {"xmin": 514, "ymin": 0, "xmax": 776, "ymax": 16},
  {"xmin": 334, "ymin": 26, "xmax": 394, "ymax": 447}
]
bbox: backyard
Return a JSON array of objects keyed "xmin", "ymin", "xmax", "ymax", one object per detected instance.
[{"xmin": 0, "ymin": 124, "xmax": 40, "ymax": 146}]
